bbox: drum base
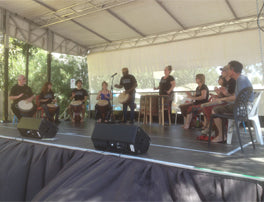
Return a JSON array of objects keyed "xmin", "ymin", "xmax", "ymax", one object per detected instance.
[{"xmin": 74, "ymin": 114, "xmax": 81, "ymax": 123}]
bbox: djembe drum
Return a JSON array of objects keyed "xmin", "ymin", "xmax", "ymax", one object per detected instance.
[
  {"xmin": 70, "ymin": 100, "xmax": 83, "ymax": 122},
  {"xmin": 96, "ymin": 100, "xmax": 109, "ymax": 121},
  {"xmin": 47, "ymin": 103, "xmax": 58, "ymax": 121},
  {"xmin": 118, "ymin": 92, "xmax": 130, "ymax": 104},
  {"xmin": 18, "ymin": 100, "xmax": 33, "ymax": 116}
]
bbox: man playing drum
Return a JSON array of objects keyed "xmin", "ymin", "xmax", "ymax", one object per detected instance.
[
  {"xmin": 115, "ymin": 67, "xmax": 137, "ymax": 124},
  {"xmin": 9, "ymin": 75, "xmax": 36, "ymax": 120},
  {"xmin": 39, "ymin": 82, "xmax": 60, "ymax": 123},
  {"xmin": 95, "ymin": 81, "xmax": 112, "ymax": 123},
  {"xmin": 69, "ymin": 79, "xmax": 88, "ymax": 123}
]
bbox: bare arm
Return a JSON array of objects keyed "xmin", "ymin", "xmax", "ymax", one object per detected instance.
[
  {"xmin": 214, "ymin": 94, "xmax": 235, "ymax": 102},
  {"xmin": 188, "ymin": 89, "xmax": 207, "ymax": 101},
  {"xmin": 39, "ymin": 98, "xmax": 50, "ymax": 103},
  {"xmin": 26, "ymin": 95, "xmax": 35, "ymax": 102},
  {"xmin": 220, "ymin": 88, "xmax": 232, "ymax": 97},
  {"xmin": 96, "ymin": 91, "xmax": 101, "ymax": 100},
  {"xmin": 70, "ymin": 92, "xmax": 75, "ymax": 100},
  {"xmin": 9, "ymin": 93, "xmax": 24, "ymax": 101},
  {"xmin": 166, "ymin": 80, "xmax": 176, "ymax": 94},
  {"xmin": 83, "ymin": 96, "xmax": 88, "ymax": 103},
  {"xmin": 114, "ymin": 84, "xmax": 123, "ymax": 89}
]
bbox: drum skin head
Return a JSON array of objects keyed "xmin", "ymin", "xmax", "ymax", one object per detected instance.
[
  {"xmin": 118, "ymin": 93, "xmax": 130, "ymax": 104},
  {"xmin": 18, "ymin": 100, "xmax": 33, "ymax": 111},
  {"xmin": 71, "ymin": 100, "xmax": 82, "ymax": 106},
  {"xmin": 97, "ymin": 100, "xmax": 108, "ymax": 106}
]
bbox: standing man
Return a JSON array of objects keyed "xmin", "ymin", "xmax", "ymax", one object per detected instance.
[
  {"xmin": 115, "ymin": 67, "xmax": 137, "ymax": 123},
  {"xmin": 211, "ymin": 60, "xmax": 254, "ymax": 143},
  {"xmin": 9, "ymin": 75, "xmax": 36, "ymax": 119},
  {"xmin": 70, "ymin": 79, "xmax": 88, "ymax": 123}
]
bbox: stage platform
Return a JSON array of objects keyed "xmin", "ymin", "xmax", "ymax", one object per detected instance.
[
  {"xmin": 0, "ymin": 119, "xmax": 264, "ymax": 201},
  {"xmin": 1, "ymin": 119, "xmax": 264, "ymax": 178}
]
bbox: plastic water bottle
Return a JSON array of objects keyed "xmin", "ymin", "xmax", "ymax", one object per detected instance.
[{"xmin": 196, "ymin": 117, "xmax": 200, "ymax": 128}]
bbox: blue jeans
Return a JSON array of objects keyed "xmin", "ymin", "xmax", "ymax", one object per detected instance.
[{"xmin": 123, "ymin": 93, "xmax": 135, "ymax": 122}]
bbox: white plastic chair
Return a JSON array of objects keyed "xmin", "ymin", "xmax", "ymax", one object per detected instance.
[
  {"xmin": 226, "ymin": 91, "xmax": 263, "ymax": 145},
  {"xmin": 248, "ymin": 91, "xmax": 263, "ymax": 145}
]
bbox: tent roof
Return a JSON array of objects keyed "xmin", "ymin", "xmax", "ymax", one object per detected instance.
[{"xmin": 0, "ymin": 0, "xmax": 260, "ymax": 56}]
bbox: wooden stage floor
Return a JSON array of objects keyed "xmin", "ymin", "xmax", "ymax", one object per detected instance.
[{"xmin": 0, "ymin": 119, "xmax": 264, "ymax": 181}]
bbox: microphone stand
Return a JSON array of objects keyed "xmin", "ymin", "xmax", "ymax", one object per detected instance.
[{"xmin": 110, "ymin": 74, "xmax": 116, "ymax": 122}]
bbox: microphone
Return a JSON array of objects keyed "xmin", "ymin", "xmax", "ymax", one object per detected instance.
[{"xmin": 111, "ymin": 73, "xmax": 117, "ymax": 77}]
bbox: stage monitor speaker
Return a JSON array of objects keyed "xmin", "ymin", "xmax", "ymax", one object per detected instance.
[
  {"xmin": 17, "ymin": 117, "xmax": 58, "ymax": 139},
  {"xmin": 91, "ymin": 124, "xmax": 151, "ymax": 154}
]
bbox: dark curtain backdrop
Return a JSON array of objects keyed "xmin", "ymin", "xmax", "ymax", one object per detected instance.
[{"xmin": 0, "ymin": 138, "xmax": 263, "ymax": 201}]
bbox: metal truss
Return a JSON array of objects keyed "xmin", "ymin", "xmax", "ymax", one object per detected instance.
[
  {"xmin": 34, "ymin": 0, "xmax": 135, "ymax": 29},
  {"xmin": 88, "ymin": 16, "xmax": 263, "ymax": 53},
  {"xmin": 32, "ymin": 0, "xmax": 137, "ymax": 42},
  {"xmin": 0, "ymin": 8, "xmax": 88, "ymax": 56}
]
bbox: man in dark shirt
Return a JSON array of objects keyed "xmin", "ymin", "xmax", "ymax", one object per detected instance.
[
  {"xmin": 69, "ymin": 79, "xmax": 88, "ymax": 123},
  {"xmin": 9, "ymin": 75, "xmax": 36, "ymax": 119},
  {"xmin": 115, "ymin": 67, "xmax": 137, "ymax": 123}
]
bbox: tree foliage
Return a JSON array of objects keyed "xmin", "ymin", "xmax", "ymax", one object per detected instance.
[{"xmin": 0, "ymin": 38, "xmax": 88, "ymax": 114}]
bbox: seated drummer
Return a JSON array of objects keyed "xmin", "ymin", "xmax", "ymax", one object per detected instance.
[
  {"xmin": 211, "ymin": 61, "xmax": 250, "ymax": 143},
  {"xmin": 212, "ymin": 76, "xmax": 227, "ymax": 98},
  {"xmin": 114, "ymin": 67, "xmax": 137, "ymax": 124},
  {"xmin": 39, "ymin": 82, "xmax": 60, "ymax": 123},
  {"xmin": 179, "ymin": 74, "xmax": 209, "ymax": 129},
  {"xmin": 9, "ymin": 75, "xmax": 36, "ymax": 120},
  {"xmin": 201, "ymin": 65, "xmax": 236, "ymax": 134},
  {"xmin": 95, "ymin": 81, "xmax": 112, "ymax": 123},
  {"xmin": 70, "ymin": 79, "xmax": 88, "ymax": 123}
]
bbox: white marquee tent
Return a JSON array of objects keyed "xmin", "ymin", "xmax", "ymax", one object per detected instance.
[
  {"xmin": 1, "ymin": 0, "xmax": 263, "ymax": 91},
  {"xmin": 0, "ymin": 0, "xmax": 264, "ymax": 113}
]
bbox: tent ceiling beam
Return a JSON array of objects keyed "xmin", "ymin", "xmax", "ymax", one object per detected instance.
[
  {"xmin": 88, "ymin": 16, "xmax": 262, "ymax": 53},
  {"xmin": 35, "ymin": 0, "xmax": 136, "ymax": 29},
  {"xmin": 106, "ymin": 9, "xmax": 145, "ymax": 37},
  {"xmin": 155, "ymin": 0, "xmax": 186, "ymax": 29},
  {"xmin": 32, "ymin": 0, "xmax": 112, "ymax": 43},
  {"xmin": 225, "ymin": 0, "xmax": 238, "ymax": 19},
  {"xmin": 9, "ymin": 15, "xmax": 27, "ymax": 41},
  {"xmin": 0, "ymin": 8, "xmax": 88, "ymax": 56},
  {"xmin": 71, "ymin": 19, "xmax": 112, "ymax": 42}
]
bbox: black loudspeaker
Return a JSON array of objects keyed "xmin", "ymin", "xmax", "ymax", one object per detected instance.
[
  {"xmin": 91, "ymin": 124, "xmax": 151, "ymax": 154},
  {"xmin": 17, "ymin": 117, "xmax": 58, "ymax": 139}
]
